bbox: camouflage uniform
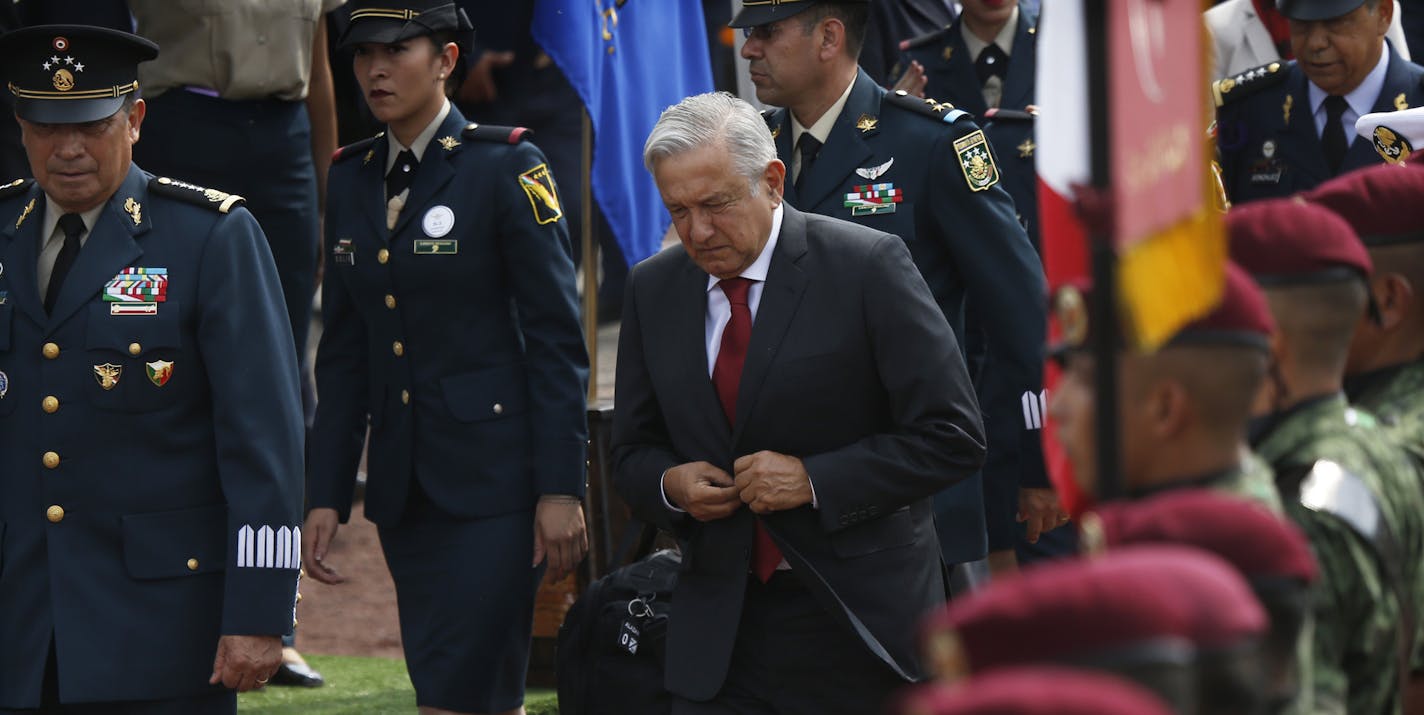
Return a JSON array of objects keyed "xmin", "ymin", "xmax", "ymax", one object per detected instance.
[{"xmin": 1254, "ymin": 394, "xmax": 1424, "ymax": 714}]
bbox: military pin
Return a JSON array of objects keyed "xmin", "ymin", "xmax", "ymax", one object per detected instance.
[
  {"xmin": 146, "ymin": 359, "xmax": 174, "ymax": 387},
  {"xmin": 1261, "ymin": 140, "xmax": 1276, "ymax": 159},
  {"xmin": 855, "ymin": 114, "xmax": 878, "ymax": 133},
  {"xmin": 1396, "ymin": 93, "xmax": 1410, "ymax": 111},
  {"xmin": 15, "ymin": 198, "xmax": 35, "ymax": 229},
  {"xmin": 438, "ymin": 135, "xmax": 461, "ymax": 151},
  {"xmin": 422, "ymin": 205, "xmax": 455, "ymax": 238},
  {"xmin": 1017, "ymin": 138, "xmax": 1036, "ymax": 159},
  {"xmin": 942, "ymin": 46, "xmax": 953, "ymax": 62},
  {"xmin": 1282, "ymin": 95, "xmax": 1294, "ymax": 125},
  {"xmin": 770, "ymin": 125, "xmax": 781, "ymax": 140},
  {"xmin": 123, "ymin": 197, "xmax": 142, "ymax": 225},
  {"xmin": 363, "ymin": 148, "xmax": 375, "ymax": 165},
  {"xmin": 94, "ymin": 363, "xmax": 122, "ymax": 391},
  {"xmin": 0, "ymin": 370, "xmax": 8, "ymax": 399}
]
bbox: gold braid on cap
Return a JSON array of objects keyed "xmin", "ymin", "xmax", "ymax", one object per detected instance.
[
  {"xmin": 9, "ymin": 80, "xmax": 139, "ymax": 100},
  {"xmin": 349, "ymin": 8, "xmax": 423, "ymax": 20}
]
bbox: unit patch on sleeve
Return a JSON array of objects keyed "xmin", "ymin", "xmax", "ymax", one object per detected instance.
[
  {"xmin": 518, "ymin": 163, "xmax": 563, "ymax": 225},
  {"xmin": 952, "ymin": 130, "xmax": 1000, "ymax": 192}
]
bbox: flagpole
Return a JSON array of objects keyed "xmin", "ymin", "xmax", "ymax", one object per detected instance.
[
  {"xmin": 1085, "ymin": 0, "xmax": 1121, "ymax": 501},
  {"xmin": 581, "ymin": 108, "xmax": 598, "ymax": 404}
]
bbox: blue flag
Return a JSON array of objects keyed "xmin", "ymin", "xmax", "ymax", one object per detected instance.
[{"xmin": 532, "ymin": 0, "xmax": 713, "ymax": 266}]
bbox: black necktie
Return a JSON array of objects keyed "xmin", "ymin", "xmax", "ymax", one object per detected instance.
[
  {"xmin": 1323, "ymin": 95, "xmax": 1349, "ymax": 175},
  {"xmin": 795, "ymin": 134, "xmax": 822, "ymax": 192},
  {"xmin": 976, "ymin": 43, "xmax": 1009, "ymax": 86},
  {"xmin": 386, "ymin": 149, "xmax": 418, "ymax": 200},
  {"xmin": 45, "ymin": 213, "xmax": 85, "ymax": 315}
]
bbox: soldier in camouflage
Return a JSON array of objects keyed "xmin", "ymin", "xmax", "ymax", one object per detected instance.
[{"xmin": 1230, "ymin": 197, "xmax": 1424, "ymax": 715}]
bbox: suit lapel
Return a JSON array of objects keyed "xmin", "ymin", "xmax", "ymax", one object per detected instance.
[
  {"xmin": 1280, "ymin": 70, "xmax": 1331, "ymax": 185},
  {"xmin": 733, "ymin": 207, "xmax": 809, "ymax": 441},
  {"xmin": 48, "ymin": 165, "xmax": 147, "ymax": 329},
  {"xmin": 999, "ymin": 10, "xmax": 1036, "ymax": 111},
  {"xmin": 675, "ymin": 258, "xmax": 731, "ymax": 442},
  {"xmin": 1, "ymin": 183, "xmax": 47, "ymax": 326},
  {"xmin": 391, "ymin": 109, "xmax": 465, "ymax": 238},
  {"xmin": 771, "ymin": 110, "xmax": 797, "ymax": 205},
  {"xmin": 796, "ymin": 72, "xmax": 877, "ymax": 209},
  {"xmin": 360, "ymin": 133, "xmax": 390, "ymax": 240}
]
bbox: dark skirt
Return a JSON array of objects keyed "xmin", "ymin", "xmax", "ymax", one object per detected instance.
[{"xmin": 378, "ymin": 504, "xmax": 543, "ymax": 712}]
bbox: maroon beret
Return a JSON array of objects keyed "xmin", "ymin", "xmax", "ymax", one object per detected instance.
[
  {"xmin": 1227, "ymin": 198, "xmax": 1373, "ymax": 283},
  {"xmin": 1092, "ymin": 490, "xmax": 1318, "ymax": 584},
  {"xmin": 922, "ymin": 545, "xmax": 1267, "ymax": 676},
  {"xmin": 894, "ymin": 668, "xmax": 1175, "ymax": 715},
  {"xmin": 1301, "ymin": 163, "xmax": 1424, "ymax": 247},
  {"xmin": 1168, "ymin": 262, "xmax": 1275, "ymax": 349}
]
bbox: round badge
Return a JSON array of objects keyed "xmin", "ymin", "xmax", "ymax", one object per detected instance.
[
  {"xmin": 422, "ymin": 205, "xmax": 455, "ymax": 238},
  {"xmin": 1261, "ymin": 139, "xmax": 1276, "ymax": 159},
  {"xmin": 53, "ymin": 36, "xmax": 68, "ymax": 51},
  {"xmin": 0, "ymin": 370, "xmax": 8, "ymax": 400}
]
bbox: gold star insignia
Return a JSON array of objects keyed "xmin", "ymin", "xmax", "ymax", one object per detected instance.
[
  {"xmin": 1017, "ymin": 138, "xmax": 1036, "ymax": 158},
  {"xmin": 438, "ymin": 135, "xmax": 461, "ymax": 151},
  {"xmin": 856, "ymin": 114, "xmax": 878, "ymax": 132}
]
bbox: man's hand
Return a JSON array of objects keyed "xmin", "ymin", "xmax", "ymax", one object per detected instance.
[
  {"xmin": 456, "ymin": 50, "xmax": 516, "ymax": 105},
  {"xmin": 733, "ymin": 451, "xmax": 814, "ymax": 514},
  {"xmin": 210, "ymin": 635, "xmax": 282, "ymax": 692},
  {"xmin": 1018, "ymin": 487, "xmax": 1070, "ymax": 544},
  {"xmin": 533, "ymin": 496, "xmax": 588, "ymax": 581},
  {"xmin": 891, "ymin": 60, "xmax": 928, "ymax": 97},
  {"xmin": 301, "ymin": 508, "xmax": 346, "ymax": 584},
  {"xmin": 663, "ymin": 462, "xmax": 743, "ymax": 522}
]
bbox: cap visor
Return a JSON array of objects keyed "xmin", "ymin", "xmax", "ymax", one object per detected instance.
[{"xmin": 14, "ymin": 95, "xmax": 125, "ymax": 125}]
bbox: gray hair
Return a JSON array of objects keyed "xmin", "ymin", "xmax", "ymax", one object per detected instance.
[{"xmin": 643, "ymin": 92, "xmax": 777, "ymax": 195}]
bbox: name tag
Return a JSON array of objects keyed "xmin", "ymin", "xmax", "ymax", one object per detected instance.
[{"xmin": 413, "ymin": 239, "xmax": 458, "ymax": 255}]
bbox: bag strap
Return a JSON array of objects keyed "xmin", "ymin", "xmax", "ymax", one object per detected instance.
[{"xmin": 612, "ymin": 519, "xmax": 659, "ymax": 567}]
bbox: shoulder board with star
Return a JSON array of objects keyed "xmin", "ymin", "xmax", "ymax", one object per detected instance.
[
  {"xmin": 149, "ymin": 177, "xmax": 246, "ymax": 214},
  {"xmin": 0, "ymin": 177, "xmax": 34, "ymax": 201},
  {"xmin": 1212, "ymin": 61, "xmax": 1288, "ymax": 108},
  {"xmin": 898, "ymin": 25, "xmax": 951, "ymax": 52},
  {"xmin": 332, "ymin": 133, "xmax": 380, "ymax": 164},
  {"xmin": 463, "ymin": 123, "xmax": 532, "ymax": 144},
  {"xmin": 885, "ymin": 91, "xmax": 973, "ymax": 125}
]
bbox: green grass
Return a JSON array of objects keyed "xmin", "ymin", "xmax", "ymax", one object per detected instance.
[{"xmin": 238, "ymin": 655, "xmax": 558, "ymax": 714}]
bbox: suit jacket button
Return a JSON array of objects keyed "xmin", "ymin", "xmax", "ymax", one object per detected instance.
[
  {"xmin": 187, "ymin": 558, "xmax": 200, "ymax": 571},
  {"xmin": 377, "ymin": 248, "xmax": 390, "ymax": 264},
  {"xmin": 493, "ymin": 403, "xmax": 504, "ymax": 415},
  {"xmin": 42, "ymin": 342, "xmax": 60, "ymax": 360},
  {"xmin": 392, "ymin": 341, "xmax": 404, "ymax": 357},
  {"xmin": 128, "ymin": 342, "xmax": 142, "ymax": 356},
  {"xmin": 43, "ymin": 451, "xmax": 60, "ymax": 469},
  {"xmin": 42, "ymin": 396, "xmax": 59, "ymax": 414},
  {"xmin": 46, "ymin": 505, "xmax": 64, "ymax": 523},
  {"xmin": 296, "ymin": 592, "xmax": 304, "ymax": 604},
  {"xmin": 401, "ymin": 389, "xmax": 410, "ymax": 405},
  {"xmin": 384, "ymin": 294, "xmax": 396, "ymax": 309}
]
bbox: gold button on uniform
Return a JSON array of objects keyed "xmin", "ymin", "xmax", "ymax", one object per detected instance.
[
  {"xmin": 296, "ymin": 592, "xmax": 304, "ymax": 604},
  {"xmin": 392, "ymin": 341, "xmax": 404, "ymax": 357},
  {"xmin": 401, "ymin": 390, "xmax": 410, "ymax": 405},
  {"xmin": 42, "ymin": 396, "xmax": 59, "ymax": 414},
  {"xmin": 46, "ymin": 505, "xmax": 64, "ymax": 523},
  {"xmin": 42, "ymin": 451, "xmax": 60, "ymax": 469},
  {"xmin": 43, "ymin": 342, "xmax": 60, "ymax": 359},
  {"xmin": 187, "ymin": 558, "xmax": 200, "ymax": 571},
  {"xmin": 384, "ymin": 294, "xmax": 396, "ymax": 309},
  {"xmin": 492, "ymin": 403, "xmax": 504, "ymax": 415},
  {"xmin": 128, "ymin": 342, "xmax": 142, "ymax": 356},
  {"xmin": 377, "ymin": 248, "xmax": 390, "ymax": 264}
]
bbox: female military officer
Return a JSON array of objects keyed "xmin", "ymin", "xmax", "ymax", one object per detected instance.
[{"xmin": 301, "ymin": 2, "xmax": 590, "ymax": 714}]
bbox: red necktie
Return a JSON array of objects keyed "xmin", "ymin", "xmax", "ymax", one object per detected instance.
[{"xmin": 712, "ymin": 277, "xmax": 784, "ymax": 582}]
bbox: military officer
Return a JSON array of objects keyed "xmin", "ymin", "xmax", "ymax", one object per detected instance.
[
  {"xmin": 1214, "ymin": 0, "xmax": 1424, "ymax": 204},
  {"xmin": 302, "ymin": 2, "xmax": 590, "ymax": 714},
  {"xmin": 0, "ymin": 24, "xmax": 304, "ymax": 714},
  {"xmin": 731, "ymin": 0, "xmax": 1050, "ymax": 575},
  {"xmin": 1229, "ymin": 197, "xmax": 1424, "ymax": 714}
]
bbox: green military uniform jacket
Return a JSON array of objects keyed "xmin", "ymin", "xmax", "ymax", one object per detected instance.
[{"xmin": 1254, "ymin": 394, "xmax": 1424, "ymax": 715}]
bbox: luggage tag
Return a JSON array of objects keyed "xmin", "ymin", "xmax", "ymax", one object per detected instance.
[{"xmin": 618, "ymin": 596, "xmax": 655, "ymax": 655}]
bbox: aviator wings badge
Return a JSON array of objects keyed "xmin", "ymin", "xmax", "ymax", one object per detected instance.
[{"xmin": 855, "ymin": 158, "xmax": 894, "ymax": 181}]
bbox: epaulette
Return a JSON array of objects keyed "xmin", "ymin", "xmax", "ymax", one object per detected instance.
[
  {"xmin": 898, "ymin": 25, "xmax": 951, "ymax": 52},
  {"xmin": 0, "ymin": 177, "xmax": 33, "ymax": 201},
  {"xmin": 462, "ymin": 123, "xmax": 532, "ymax": 144},
  {"xmin": 332, "ymin": 133, "xmax": 380, "ymax": 163},
  {"xmin": 149, "ymin": 176, "xmax": 245, "ymax": 214},
  {"xmin": 886, "ymin": 90, "xmax": 972, "ymax": 125},
  {"xmin": 983, "ymin": 107, "xmax": 1037, "ymax": 123},
  {"xmin": 761, "ymin": 108, "xmax": 777, "ymax": 126},
  {"xmin": 1211, "ymin": 61, "xmax": 1288, "ymax": 108}
]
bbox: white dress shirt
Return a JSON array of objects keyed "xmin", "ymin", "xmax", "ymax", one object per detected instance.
[
  {"xmin": 37, "ymin": 198, "xmax": 104, "ymax": 304},
  {"xmin": 790, "ymin": 77, "xmax": 856, "ymax": 182}
]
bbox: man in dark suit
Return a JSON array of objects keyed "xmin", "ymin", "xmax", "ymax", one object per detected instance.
[
  {"xmin": 1216, "ymin": 0, "xmax": 1424, "ymax": 203},
  {"xmin": 0, "ymin": 25, "xmax": 304, "ymax": 714},
  {"xmin": 731, "ymin": 0, "xmax": 1050, "ymax": 576},
  {"xmin": 614, "ymin": 91, "xmax": 986, "ymax": 714}
]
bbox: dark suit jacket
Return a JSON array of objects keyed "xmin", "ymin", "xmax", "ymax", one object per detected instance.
[
  {"xmin": 766, "ymin": 69, "xmax": 1046, "ymax": 559},
  {"xmin": 0, "ymin": 165, "xmax": 304, "ymax": 707},
  {"xmin": 308, "ymin": 105, "xmax": 589, "ymax": 526},
  {"xmin": 1217, "ymin": 44, "xmax": 1424, "ymax": 203},
  {"xmin": 612, "ymin": 205, "xmax": 987, "ymax": 701}
]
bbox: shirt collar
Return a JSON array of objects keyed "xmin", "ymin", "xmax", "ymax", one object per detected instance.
[
  {"xmin": 386, "ymin": 98, "xmax": 451, "ymax": 172},
  {"xmin": 706, "ymin": 202, "xmax": 784, "ymax": 292},
  {"xmin": 791, "ymin": 76, "xmax": 856, "ymax": 149},
  {"xmin": 961, "ymin": 6, "xmax": 1019, "ymax": 61},
  {"xmin": 1308, "ymin": 46, "xmax": 1389, "ymax": 118},
  {"xmin": 40, "ymin": 195, "xmax": 105, "ymax": 249}
]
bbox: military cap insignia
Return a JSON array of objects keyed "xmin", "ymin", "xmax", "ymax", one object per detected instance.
[
  {"xmin": 15, "ymin": 197, "xmax": 36, "ymax": 229},
  {"xmin": 1211, "ymin": 61, "xmax": 1286, "ymax": 108},
  {"xmin": 1373, "ymin": 125, "xmax": 1411, "ymax": 164},
  {"xmin": 438, "ymin": 135, "xmax": 461, "ymax": 151},
  {"xmin": 151, "ymin": 177, "xmax": 245, "ymax": 213},
  {"xmin": 94, "ymin": 363, "xmax": 122, "ymax": 391},
  {"xmin": 855, "ymin": 114, "xmax": 878, "ymax": 133},
  {"xmin": 146, "ymin": 359, "xmax": 174, "ymax": 387},
  {"xmin": 1396, "ymin": 93, "xmax": 1409, "ymax": 111},
  {"xmin": 123, "ymin": 197, "xmax": 141, "ymax": 225},
  {"xmin": 518, "ymin": 163, "xmax": 563, "ymax": 225},
  {"xmin": 953, "ymin": 130, "xmax": 1000, "ymax": 192},
  {"xmin": 1056, "ymin": 285, "xmax": 1089, "ymax": 348}
]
